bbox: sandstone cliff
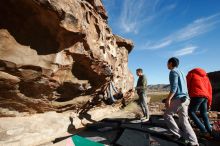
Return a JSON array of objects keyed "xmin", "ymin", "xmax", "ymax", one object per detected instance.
[{"xmin": 0, "ymin": 0, "xmax": 134, "ymax": 117}]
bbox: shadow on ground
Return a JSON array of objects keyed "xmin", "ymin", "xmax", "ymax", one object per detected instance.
[{"xmin": 52, "ymin": 115, "xmax": 220, "ymax": 146}]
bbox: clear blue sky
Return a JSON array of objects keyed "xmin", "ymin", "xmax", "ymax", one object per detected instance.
[{"xmin": 103, "ymin": 0, "xmax": 220, "ymax": 85}]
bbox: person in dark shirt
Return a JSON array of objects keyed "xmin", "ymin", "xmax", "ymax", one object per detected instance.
[{"xmin": 135, "ymin": 68, "xmax": 149, "ymax": 121}]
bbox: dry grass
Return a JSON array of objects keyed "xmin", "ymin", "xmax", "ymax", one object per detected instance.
[
  {"xmin": 123, "ymin": 102, "xmax": 140, "ymax": 112},
  {"xmin": 132, "ymin": 92, "xmax": 168, "ymax": 103},
  {"xmin": 147, "ymin": 91, "xmax": 169, "ymax": 103}
]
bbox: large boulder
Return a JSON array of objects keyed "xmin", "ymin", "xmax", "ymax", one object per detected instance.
[
  {"xmin": 0, "ymin": 0, "xmax": 134, "ymax": 116},
  {"xmin": 0, "ymin": 107, "xmax": 120, "ymax": 146},
  {"xmin": 208, "ymin": 71, "xmax": 220, "ymax": 111}
]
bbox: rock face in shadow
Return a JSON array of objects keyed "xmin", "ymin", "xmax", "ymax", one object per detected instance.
[
  {"xmin": 208, "ymin": 71, "xmax": 220, "ymax": 111},
  {"xmin": 0, "ymin": 0, "xmax": 134, "ymax": 116}
]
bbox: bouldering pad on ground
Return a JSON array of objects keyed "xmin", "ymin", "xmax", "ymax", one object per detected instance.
[
  {"xmin": 116, "ymin": 129, "xmax": 149, "ymax": 146},
  {"xmin": 71, "ymin": 135, "xmax": 105, "ymax": 146}
]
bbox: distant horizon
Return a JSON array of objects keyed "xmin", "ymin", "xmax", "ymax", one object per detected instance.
[
  {"xmin": 103, "ymin": 0, "xmax": 220, "ymax": 84},
  {"xmin": 137, "ymin": 69, "xmax": 220, "ymax": 86}
]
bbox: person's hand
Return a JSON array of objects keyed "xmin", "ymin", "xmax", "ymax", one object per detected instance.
[
  {"xmin": 208, "ymin": 105, "xmax": 211, "ymax": 111},
  {"xmin": 165, "ymin": 99, "xmax": 171, "ymax": 108}
]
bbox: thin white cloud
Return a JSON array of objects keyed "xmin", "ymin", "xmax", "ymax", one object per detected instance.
[
  {"xmin": 145, "ymin": 39, "xmax": 173, "ymax": 50},
  {"xmin": 144, "ymin": 13, "xmax": 220, "ymax": 50},
  {"xmin": 174, "ymin": 46, "xmax": 198, "ymax": 57},
  {"xmin": 176, "ymin": 14, "xmax": 220, "ymax": 41},
  {"xmin": 119, "ymin": 0, "xmax": 176, "ymax": 34},
  {"xmin": 193, "ymin": 49, "xmax": 207, "ymax": 55}
]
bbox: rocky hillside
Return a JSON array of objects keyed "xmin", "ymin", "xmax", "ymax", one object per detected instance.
[
  {"xmin": 147, "ymin": 84, "xmax": 170, "ymax": 92},
  {"xmin": 0, "ymin": 0, "xmax": 134, "ymax": 117},
  {"xmin": 208, "ymin": 71, "xmax": 220, "ymax": 111}
]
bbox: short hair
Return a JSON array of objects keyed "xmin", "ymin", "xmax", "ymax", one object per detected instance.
[
  {"xmin": 136, "ymin": 68, "xmax": 143, "ymax": 73},
  {"xmin": 168, "ymin": 57, "xmax": 179, "ymax": 67}
]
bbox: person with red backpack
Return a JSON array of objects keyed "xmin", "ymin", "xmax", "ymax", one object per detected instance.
[{"xmin": 187, "ymin": 68, "xmax": 212, "ymax": 136}]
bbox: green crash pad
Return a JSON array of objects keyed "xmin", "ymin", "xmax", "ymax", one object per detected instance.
[{"xmin": 72, "ymin": 135, "xmax": 104, "ymax": 146}]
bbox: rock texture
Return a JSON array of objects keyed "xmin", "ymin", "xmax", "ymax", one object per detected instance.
[
  {"xmin": 0, "ymin": 0, "xmax": 134, "ymax": 116},
  {"xmin": 208, "ymin": 71, "xmax": 220, "ymax": 111}
]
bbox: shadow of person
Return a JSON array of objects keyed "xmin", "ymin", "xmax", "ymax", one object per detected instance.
[
  {"xmin": 53, "ymin": 116, "xmax": 78, "ymax": 144},
  {"xmin": 78, "ymin": 112, "xmax": 97, "ymax": 123},
  {"xmin": 77, "ymin": 95, "xmax": 102, "ymax": 123},
  {"xmin": 67, "ymin": 117, "xmax": 76, "ymax": 134}
]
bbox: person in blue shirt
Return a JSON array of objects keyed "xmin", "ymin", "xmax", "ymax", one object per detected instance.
[{"xmin": 164, "ymin": 57, "xmax": 198, "ymax": 146}]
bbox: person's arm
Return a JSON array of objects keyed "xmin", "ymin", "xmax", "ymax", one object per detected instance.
[
  {"xmin": 166, "ymin": 92, "xmax": 175, "ymax": 108},
  {"xmin": 110, "ymin": 82, "xmax": 118, "ymax": 93},
  {"xmin": 186, "ymin": 73, "xmax": 192, "ymax": 95},
  {"xmin": 166, "ymin": 71, "xmax": 178, "ymax": 108},
  {"xmin": 207, "ymin": 77, "xmax": 213, "ymax": 109},
  {"xmin": 143, "ymin": 76, "xmax": 147, "ymax": 89}
]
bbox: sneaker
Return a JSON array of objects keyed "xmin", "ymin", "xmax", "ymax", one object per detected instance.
[
  {"xmin": 178, "ymin": 137, "xmax": 188, "ymax": 144},
  {"xmin": 168, "ymin": 135, "xmax": 181, "ymax": 141},
  {"xmin": 169, "ymin": 135, "xmax": 188, "ymax": 144},
  {"xmin": 200, "ymin": 132, "xmax": 213, "ymax": 140},
  {"xmin": 187, "ymin": 142, "xmax": 199, "ymax": 146},
  {"xmin": 141, "ymin": 117, "xmax": 149, "ymax": 122}
]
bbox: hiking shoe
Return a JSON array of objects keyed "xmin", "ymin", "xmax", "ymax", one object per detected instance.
[
  {"xmin": 168, "ymin": 135, "xmax": 181, "ymax": 141},
  {"xmin": 200, "ymin": 132, "xmax": 213, "ymax": 140},
  {"xmin": 141, "ymin": 117, "xmax": 149, "ymax": 122},
  {"xmin": 178, "ymin": 137, "xmax": 188, "ymax": 144},
  {"xmin": 169, "ymin": 135, "xmax": 188, "ymax": 144},
  {"xmin": 187, "ymin": 142, "xmax": 199, "ymax": 146}
]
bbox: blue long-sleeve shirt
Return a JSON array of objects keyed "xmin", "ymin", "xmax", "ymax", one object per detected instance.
[{"xmin": 169, "ymin": 68, "xmax": 189, "ymax": 99}]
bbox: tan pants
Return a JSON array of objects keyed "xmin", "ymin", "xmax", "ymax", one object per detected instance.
[{"xmin": 164, "ymin": 98, "xmax": 198, "ymax": 145}]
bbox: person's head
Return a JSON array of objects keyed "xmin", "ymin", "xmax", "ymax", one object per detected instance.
[
  {"xmin": 136, "ymin": 68, "xmax": 143, "ymax": 76},
  {"xmin": 167, "ymin": 57, "xmax": 179, "ymax": 70}
]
